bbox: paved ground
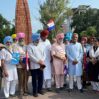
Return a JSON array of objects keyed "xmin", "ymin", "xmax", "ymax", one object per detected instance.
[
  {"xmin": 0, "ymin": 77, "xmax": 99, "ymax": 99},
  {"xmin": 0, "ymin": 89, "xmax": 99, "ymax": 99}
]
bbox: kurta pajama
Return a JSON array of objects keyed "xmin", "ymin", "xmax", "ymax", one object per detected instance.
[
  {"xmin": 66, "ymin": 42, "xmax": 83, "ymax": 90},
  {"xmin": 39, "ymin": 39, "xmax": 52, "ymax": 88},
  {"xmin": 1, "ymin": 48, "xmax": 18, "ymax": 98},
  {"xmin": 51, "ymin": 43, "xmax": 65, "ymax": 88}
]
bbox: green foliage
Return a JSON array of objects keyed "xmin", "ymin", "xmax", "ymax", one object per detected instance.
[
  {"xmin": 38, "ymin": 0, "xmax": 72, "ymax": 40},
  {"xmin": 0, "ymin": 14, "xmax": 15, "ymax": 43},
  {"xmin": 72, "ymin": 8, "xmax": 99, "ymax": 37},
  {"xmin": 80, "ymin": 31, "xmax": 87, "ymax": 37},
  {"xmin": 86, "ymin": 26, "xmax": 97, "ymax": 36},
  {"xmin": 80, "ymin": 26, "xmax": 96, "ymax": 37}
]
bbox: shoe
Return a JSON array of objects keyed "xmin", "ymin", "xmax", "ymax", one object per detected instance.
[
  {"xmin": 86, "ymin": 82, "xmax": 91, "ymax": 86},
  {"xmin": 10, "ymin": 94, "xmax": 16, "ymax": 97},
  {"xmin": 38, "ymin": 90, "xmax": 44, "ymax": 95},
  {"xmin": 23, "ymin": 92, "xmax": 28, "ymax": 96},
  {"xmin": 68, "ymin": 89, "xmax": 73, "ymax": 92},
  {"xmin": 33, "ymin": 93, "xmax": 38, "ymax": 97},
  {"xmin": 60, "ymin": 87, "xmax": 65, "ymax": 90},
  {"xmin": 79, "ymin": 89, "xmax": 83, "ymax": 93},
  {"xmin": 95, "ymin": 90, "xmax": 99, "ymax": 93},
  {"xmin": 55, "ymin": 88, "xmax": 60, "ymax": 93},
  {"xmin": 4, "ymin": 97, "xmax": 9, "ymax": 99},
  {"xmin": 63, "ymin": 84, "xmax": 67, "ymax": 87},
  {"xmin": 19, "ymin": 91, "xmax": 24, "ymax": 95},
  {"xmin": 47, "ymin": 88, "xmax": 52, "ymax": 91}
]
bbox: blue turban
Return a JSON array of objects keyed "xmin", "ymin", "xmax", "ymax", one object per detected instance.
[
  {"xmin": 32, "ymin": 33, "xmax": 40, "ymax": 42},
  {"xmin": 64, "ymin": 36, "xmax": 70, "ymax": 41},
  {"xmin": 64, "ymin": 32, "xmax": 73, "ymax": 41},
  {"xmin": 3, "ymin": 36, "xmax": 13, "ymax": 44}
]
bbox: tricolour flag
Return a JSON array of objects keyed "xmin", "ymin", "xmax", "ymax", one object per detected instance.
[{"xmin": 47, "ymin": 20, "xmax": 55, "ymax": 31}]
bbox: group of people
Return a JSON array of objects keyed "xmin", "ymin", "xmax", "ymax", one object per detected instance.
[{"xmin": 0, "ymin": 30, "xmax": 99, "ymax": 98}]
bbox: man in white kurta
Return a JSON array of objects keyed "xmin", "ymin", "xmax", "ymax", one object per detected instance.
[
  {"xmin": 39, "ymin": 30, "xmax": 52, "ymax": 90},
  {"xmin": 1, "ymin": 36, "xmax": 18, "ymax": 98},
  {"xmin": 27, "ymin": 33, "xmax": 45, "ymax": 97},
  {"xmin": 66, "ymin": 33, "xmax": 83, "ymax": 92}
]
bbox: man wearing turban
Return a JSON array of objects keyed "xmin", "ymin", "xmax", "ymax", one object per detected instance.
[
  {"xmin": 27, "ymin": 33, "xmax": 45, "ymax": 97},
  {"xmin": 1, "ymin": 36, "xmax": 18, "ymax": 98},
  {"xmin": 51, "ymin": 33, "xmax": 66, "ymax": 93},
  {"xmin": 39, "ymin": 30, "xmax": 52, "ymax": 91},
  {"xmin": 15, "ymin": 32, "xmax": 29, "ymax": 95}
]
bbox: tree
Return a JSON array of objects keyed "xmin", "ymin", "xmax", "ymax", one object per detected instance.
[
  {"xmin": 80, "ymin": 26, "xmax": 96, "ymax": 37},
  {"xmin": 38, "ymin": 0, "xmax": 72, "ymax": 40},
  {"xmin": 0, "ymin": 14, "xmax": 15, "ymax": 43},
  {"xmin": 72, "ymin": 8, "xmax": 99, "ymax": 37},
  {"xmin": 80, "ymin": 31, "xmax": 87, "ymax": 37},
  {"xmin": 86, "ymin": 26, "xmax": 97, "ymax": 36}
]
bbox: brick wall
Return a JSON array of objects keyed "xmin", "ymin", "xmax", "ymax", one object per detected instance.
[{"xmin": 15, "ymin": 0, "xmax": 32, "ymax": 44}]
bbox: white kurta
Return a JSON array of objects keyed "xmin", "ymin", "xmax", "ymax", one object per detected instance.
[
  {"xmin": 1, "ymin": 48, "xmax": 18, "ymax": 81},
  {"xmin": 66, "ymin": 42, "xmax": 83, "ymax": 76},
  {"xmin": 39, "ymin": 39, "xmax": 52, "ymax": 80},
  {"xmin": 27, "ymin": 43, "xmax": 45, "ymax": 69},
  {"xmin": 89, "ymin": 46, "xmax": 99, "ymax": 59}
]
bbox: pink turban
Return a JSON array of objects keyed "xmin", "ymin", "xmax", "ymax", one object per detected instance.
[
  {"xmin": 17, "ymin": 32, "xmax": 25, "ymax": 40},
  {"xmin": 56, "ymin": 33, "xmax": 64, "ymax": 39}
]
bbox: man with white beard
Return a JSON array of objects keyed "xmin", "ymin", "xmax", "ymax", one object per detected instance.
[{"xmin": 39, "ymin": 30, "xmax": 52, "ymax": 91}]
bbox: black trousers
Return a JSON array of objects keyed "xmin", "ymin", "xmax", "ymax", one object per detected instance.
[
  {"xmin": 88, "ymin": 61, "xmax": 99, "ymax": 82},
  {"xmin": 31, "ymin": 69, "xmax": 43, "ymax": 94}
]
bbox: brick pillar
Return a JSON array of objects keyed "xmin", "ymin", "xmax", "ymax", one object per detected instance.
[{"xmin": 15, "ymin": 0, "xmax": 32, "ymax": 44}]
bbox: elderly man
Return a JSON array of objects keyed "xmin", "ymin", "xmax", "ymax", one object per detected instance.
[
  {"xmin": 1, "ymin": 36, "xmax": 18, "ymax": 98},
  {"xmin": 51, "ymin": 33, "xmax": 66, "ymax": 93},
  {"xmin": 66, "ymin": 33, "xmax": 83, "ymax": 92},
  {"xmin": 15, "ymin": 32, "xmax": 28, "ymax": 95},
  {"xmin": 39, "ymin": 30, "xmax": 52, "ymax": 91},
  {"xmin": 27, "ymin": 33, "xmax": 45, "ymax": 97}
]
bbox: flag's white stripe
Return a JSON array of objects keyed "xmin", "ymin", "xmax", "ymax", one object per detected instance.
[{"xmin": 47, "ymin": 22, "xmax": 55, "ymax": 27}]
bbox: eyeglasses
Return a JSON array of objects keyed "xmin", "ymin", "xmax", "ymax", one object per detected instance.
[{"xmin": 6, "ymin": 42, "xmax": 11, "ymax": 44}]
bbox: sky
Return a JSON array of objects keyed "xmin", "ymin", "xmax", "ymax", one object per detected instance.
[{"xmin": 0, "ymin": 0, "xmax": 99, "ymax": 33}]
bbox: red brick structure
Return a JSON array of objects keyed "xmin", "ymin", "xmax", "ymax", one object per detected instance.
[{"xmin": 15, "ymin": 0, "xmax": 32, "ymax": 44}]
